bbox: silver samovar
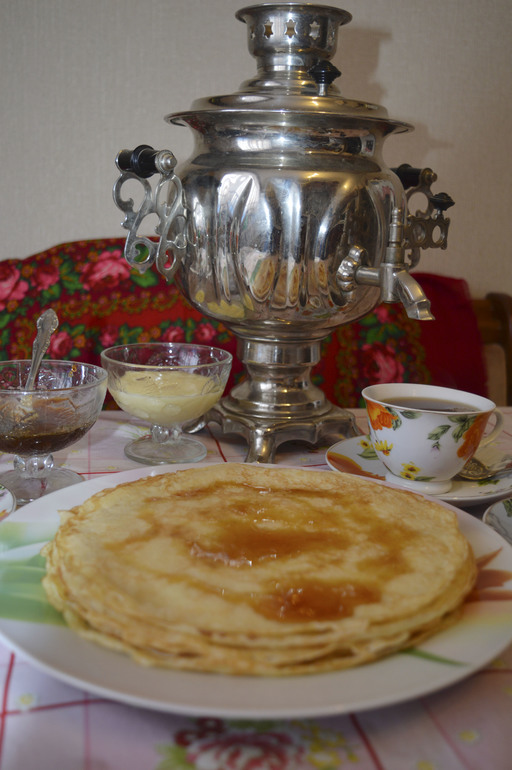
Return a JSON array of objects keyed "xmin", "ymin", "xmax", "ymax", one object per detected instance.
[{"xmin": 113, "ymin": 3, "xmax": 454, "ymax": 462}]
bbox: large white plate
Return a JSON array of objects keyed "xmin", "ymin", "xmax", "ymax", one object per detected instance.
[
  {"xmin": 327, "ymin": 436, "xmax": 512, "ymax": 506},
  {"xmin": 0, "ymin": 464, "xmax": 511, "ymax": 719}
]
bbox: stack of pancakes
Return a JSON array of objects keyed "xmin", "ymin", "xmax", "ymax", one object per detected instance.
[{"xmin": 42, "ymin": 463, "xmax": 476, "ymax": 675}]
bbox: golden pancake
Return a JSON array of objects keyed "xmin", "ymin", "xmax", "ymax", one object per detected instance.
[{"xmin": 42, "ymin": 464, "xmax": 476, "ymax": 675}]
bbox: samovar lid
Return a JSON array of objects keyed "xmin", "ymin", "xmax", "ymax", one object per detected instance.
[{"xmin": 167, "ymin": 3, "xmax": 412, "ymax": 135}]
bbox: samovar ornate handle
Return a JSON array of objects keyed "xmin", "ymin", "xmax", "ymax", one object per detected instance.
[
  {"xmin": 112, "ymin": 145, "xmax": 187, "ymax": 282},
  {"xmin": 394, "ymin": 164, "xmax": 455, "ymax": 268}
]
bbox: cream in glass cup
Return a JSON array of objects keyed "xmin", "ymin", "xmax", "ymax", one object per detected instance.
[
  {"xmin": 101, "ymin": 342, "xmax": 232, "ymax": 465},
  {"xmin": 361, "ymin": 383, "xmax": 503, "ymax": 494}
]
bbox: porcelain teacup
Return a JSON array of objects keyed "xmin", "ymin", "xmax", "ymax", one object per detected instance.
[{"xmin": 361, "ymin": 383, "xmax": 503, "ymax": 494}]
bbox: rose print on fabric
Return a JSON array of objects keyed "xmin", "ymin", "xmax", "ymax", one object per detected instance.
[
  {"xmin": 156, "ymin": 717, "xmax": 360, "ymax": 769},
  {"xmin": 0, "ymin": 263, "xmax": 29, "ymax": 310},
  {"xmin": 161, "ymin": 325, "xmax": 186, "ymax": 343},
  {"xmin": 33, "ymin": 261, "xmax": 60, "ymax": 292},
  {"xmin": 78, "ymin": 249, "xmax": 132, "ymax": 290},
  {"xmin": 360, "ymin": 341, "xmax": 406, "ymax": 383},
  {"xmin": 48, "ymin": 329, "xmax": 75, "ymax": 359}
]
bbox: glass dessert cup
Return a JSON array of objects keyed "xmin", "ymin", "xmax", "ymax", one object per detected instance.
[
  {"xmin": 101, "ymin": 342, "xmax": 232, "ymax": 465},
  {"xmin": 0, "ymin": 360, "xmax": 107, "ymax": 506}
]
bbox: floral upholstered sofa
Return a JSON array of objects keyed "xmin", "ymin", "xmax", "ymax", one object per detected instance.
[{"xmin": 0, "ymin": 238, "xmax": 494, "ymax": 407}]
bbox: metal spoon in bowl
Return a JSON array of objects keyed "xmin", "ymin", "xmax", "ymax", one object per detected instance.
[
  {"xmin": 456, "ymin": 456, "xmax": 512, "ymax": 482},
  {"xmin": 25, "ymin": 309, "xmax": 59, "ymax": 390}
]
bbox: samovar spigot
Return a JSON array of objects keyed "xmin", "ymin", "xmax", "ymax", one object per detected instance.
[
  {"xmin": 380, "ymin": 207, "xmax": 435, "ymax": 321},
  {"xmin": 338, "ymin": 166, "xmax": 454, "ymax": 321},
  {"xmin": 339, "ymin": 208, "xmax": 434, "ymax": 320}
]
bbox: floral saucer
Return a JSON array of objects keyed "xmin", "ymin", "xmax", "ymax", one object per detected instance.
[{"xmin": 326, "ymin": 436, "xmax": 512, "ymax": 506}]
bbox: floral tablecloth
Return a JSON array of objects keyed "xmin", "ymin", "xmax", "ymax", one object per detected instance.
[{"xmin": 0, "ymin": 409, "xmax": 510, "ymax": 770}]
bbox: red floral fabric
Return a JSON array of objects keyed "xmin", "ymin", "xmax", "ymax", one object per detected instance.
[{"xmin": 0, "ymin": 239, "xmax": 485, "ymax": 408}]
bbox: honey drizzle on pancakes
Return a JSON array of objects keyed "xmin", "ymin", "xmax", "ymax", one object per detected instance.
[
  {"xmin": 42, "ymin": 464, "xmax": 476, "ymax": 675},
  {"xmin": 106, "ymin": 478, "xmax": 415, "ymax": 622}
]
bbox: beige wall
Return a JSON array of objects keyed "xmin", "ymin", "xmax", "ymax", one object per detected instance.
[{"xmin": 1, "ymin": 0, "xmax": 511, "ymax": 298}]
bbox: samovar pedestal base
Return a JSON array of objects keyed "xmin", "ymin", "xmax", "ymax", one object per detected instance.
[{"xmin": 204, "ymin": 399, "xmax": 359, "ymax": 464}]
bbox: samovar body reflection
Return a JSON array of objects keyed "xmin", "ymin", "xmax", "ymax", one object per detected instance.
[{"xmin": 114, "ymin": 3, "xmax": 453, "ymax": 462}]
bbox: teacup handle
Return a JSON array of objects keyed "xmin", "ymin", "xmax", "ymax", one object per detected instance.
[{"xmin": 480, "ymin": 408, "xmax": 504, "ymax": 447}]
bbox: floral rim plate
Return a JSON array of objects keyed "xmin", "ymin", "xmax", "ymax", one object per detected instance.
[
  {"xmin": 326, "ymin": 436, "xmax": 512, "ymax": 506},
  {"xmin": 0, "ymin": 464, "xmax": 511, "ymax": 719}
]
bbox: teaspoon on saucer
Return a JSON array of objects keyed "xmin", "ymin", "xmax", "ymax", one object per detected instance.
[{"xmin": 456, "ymin": 456, "xmax": 512, "ymax": 482}]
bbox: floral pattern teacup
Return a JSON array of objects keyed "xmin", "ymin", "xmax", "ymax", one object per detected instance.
[{"xmin": 362, "ymin": 383, "xmax": 503, "ymax": 494}]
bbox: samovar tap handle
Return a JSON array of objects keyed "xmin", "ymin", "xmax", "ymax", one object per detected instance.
[{"xmin": 112, "ymin": 145, "xmax": 186, "ymax": 282}]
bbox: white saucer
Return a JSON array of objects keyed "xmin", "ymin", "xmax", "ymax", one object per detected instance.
[
  {"xmin": 0, "ymin": 484, "xmax": 16, "ymax": 518},
  {"xmin": 326, "ymin": 436, "xmax": 512, "ymax": 506},
  {"xmin": 483, "ymin": 498, "xmax": 512, "ymax": 544}
]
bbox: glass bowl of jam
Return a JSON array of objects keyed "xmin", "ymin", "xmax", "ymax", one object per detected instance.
[{"xmin": 0, "ymin": 360, "xmax": 107, "ymax": 506}]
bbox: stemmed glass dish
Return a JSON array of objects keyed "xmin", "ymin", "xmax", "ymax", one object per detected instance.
[
  {"xmin": 100, "ymin": 342, "xmax": 232, "ymax": 464},
  {"xmin": 0, "ymin": 360, "xmax": 107, "ymax": 506}
]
